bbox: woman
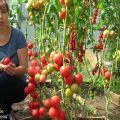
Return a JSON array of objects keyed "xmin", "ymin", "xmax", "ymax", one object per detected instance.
[{"xmin": 0, "ymin": 0, "xmax": 28, "ymax": 119}]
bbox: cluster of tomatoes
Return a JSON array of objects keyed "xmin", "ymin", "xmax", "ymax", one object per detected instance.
[
  {"xmin": 92, "ymin": 7, "xmax": 99, "ymax": 24},
  {"xmin": 25, "ymin": 40, "xmax": 84, "ymax": 119},
  {"xmin": 91, "ymin": 64, "xmax": 112, "ymax": 84},
  {"xmin": 68, "ymin": 23, "xmax": 77, "ymax": 51},
  {"xmin": 96, "ymin": 26, "xmax": 115, "ymax": 52},
  {"xmin": 58, "ymin": 0, "xmax": 74, "ymax": 20}
]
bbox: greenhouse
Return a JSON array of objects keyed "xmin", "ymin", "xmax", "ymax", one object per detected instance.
[{"xmin": 0, "ymin": 0, "xmax": 120, "ymax": 120}]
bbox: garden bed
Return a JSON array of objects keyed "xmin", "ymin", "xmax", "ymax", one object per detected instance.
[
  {"xmin": 11, "ymin": 94, "xmax": 120, "ymax": 120},
  {"xmin": 109, "ymin": 91, "xmax": 120, "ymax": 106}
]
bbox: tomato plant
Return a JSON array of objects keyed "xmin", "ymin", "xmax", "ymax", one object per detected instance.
[{"xmin": 8, "ymin": 0, "xmax": 120, "ymax": 119}]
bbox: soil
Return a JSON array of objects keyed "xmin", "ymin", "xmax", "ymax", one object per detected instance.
[{"xmin": 10, "ymin": 94, "xmax": 120, "ymax": 120}]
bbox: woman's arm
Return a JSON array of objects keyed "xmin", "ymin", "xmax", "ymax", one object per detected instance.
[{"xmin": 15, "ymin": 47, "xmax": 28, "ymax": 75}]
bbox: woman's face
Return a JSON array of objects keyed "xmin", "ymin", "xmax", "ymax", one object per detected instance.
[{"xmin": 0, "ymin": 0, "xmax": 9, "ymax": 29}]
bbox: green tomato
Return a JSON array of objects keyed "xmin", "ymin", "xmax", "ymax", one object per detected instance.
[
  {"xmin": 23, "ymin": 0, "xmax": 28, "ymax": 3},
  {"xmin": 70, "ymin": 83, "xmax": 79, "ymax": 93},
  {"xmin": 47, "ymin": 63, "xmax": 54, "ymax": 73},
  {"xmin": 65, "ymin": 88, "xmax": 73, "ymax": 97},
  {"xmin": 65, "ymin": 0, "xmax": 73, "ymax": 6},
  {"xmin": 25, "ymin": 2, "xmax": 32, "ymax": 11}
]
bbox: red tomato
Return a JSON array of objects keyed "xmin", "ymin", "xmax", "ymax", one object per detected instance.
[
  {"xmin": 35, "ymin": 65, "xmax": 42, "ymax": 73},
  {"xmin": 32, "ymin": 51, "xmax": 38, "ymax": 57},
  {"xmin": 29, "ymin": 101, "xmax": 39, "ymax": 109},
  {"xmin": 42, "ymin": 99, "xmax": 51, "ymax": 109},
  {"xmin": 39, "ymin": 107, "xmax": 46, "ymax": 117},
  {"xmin": 59, "ymin": 8, "xmax": 66, "ymax": 20},
  {"xmin": 28, "ymin": 50, "xmax": 33, "ymax": 57},
  {"xmin": 100, "ymin": 68, "xmax": 107, "ymax": 76},
  {"xmin": 31, "ymin": 109, "xmax": 39, "ymax": 118},
  {"xmin": 27, "ymin": 82, "xmax": 35, "ymax": 92},
  {"xmin": 104, "ymin": 71, "xmax": 111, "ymax": 81},
  {"xmin": 50, "ymin": 96, "xmax": 60, "ymax": 107},
  {"xmin": 30, "ymin": 91, "xmax": 38, "ymax": 99},
  {"xmin": 54, "ymin": 63, "xmax": 60, "ymax": 71},
  {"xmin": 53, "ymin": 53, "xmax": 63, "ymax": 66},
  {"xmin": 28, "ymin": 66, "xmax": 36, "ymax": 78},
  {"xmin": 30, "ymin": 59, "xmax": 38, "ymax": 66},
  {"xmin": 65, "ymin": 51, "xmax": 72, "ymax": 62},
  {"xmin": 24, "ymin": 86, "xmax": 30, "ymax": 94},
  {"xmin": 75, "ymin": 73, "xmax": 83, "ymax": 85},
  {"xmin": 58, "ymin": 110, "xmax": 66, "ymax": 120},
  {"xmin": 40, "ymin": 56, "xmax": 47, "ymax": 65},
  {"xmin": 2, "ymin": 57, "xmax": 11, "ymax": 65},
  {"xmin": 60, "ymin": 66, "xmax": 71, "ymax": 77},
  {"xmin": 64, "ymin": 74, "xmax": 74, "ymax": 85},
  {"xmin": 27, "ymin": 42, "xmax": 33, "ymax": 49},
  {"xmin": 48, "ymin": 107, "xmax": 59, "ymax": 119},
  {"xmin": 59, "ymin": 0, "xmax": 65, "ymax": 5}
]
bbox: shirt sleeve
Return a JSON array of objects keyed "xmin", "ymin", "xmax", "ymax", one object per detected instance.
[{"xmin": 16, "ymin": 31, "xmax": 27, "ymax": 49}]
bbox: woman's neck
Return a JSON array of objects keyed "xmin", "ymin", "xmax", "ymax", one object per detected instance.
[{"xmin": 0, "ymin": 25, "xmax": 10, "ymax": 35}]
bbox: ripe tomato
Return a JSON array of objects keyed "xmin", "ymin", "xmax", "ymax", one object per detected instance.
[
  {"xmin": 48, "ymin": 107, "xmax": 59, "ymax": 119},
  {"xmin": 40, "ymin": 56, "xmax": 47, "ymax": 65},
  {"xmin": 42, "ymin": 99, "xmax": 51, "ymax": 109},
  {"xmin": 27, "ymin": 42, "xmax": 33, "ymax": 49},
  {"xmin": 39, "ymin": 107, "xmax": 46, "ymax": 117},
  {"xmin": 59, "ymin": 0, "xmax": 65, "ymax": 5},
  {"xmin": 29, "ymin": 101, "xmax": 39, "ymax": 109},
  {"xmin": 32, "ymin": 51, "xmax": 38, "ymax": 57},
  {"xmin": 50, "ymin": 96, "xmax": 60, "ymax": 107},
  {"xmin": 104, "ymin": 71, "xmax": 111, "ymax": 81},
  {"xmin": 53, "ymin": 53, "xmax": 63, "ymax": 66},
  {"xmin": 30, "ymin": 59, "xmax": 38, "ymax": 66},
  {"xmin": 30, "ymin": 91, "xmax": 38, "ymax": 99},
  {"xmin": 100, "ymin": 68, "xmax": 107, "ymax": 76},
  {"xmin": 64, "ymin": 74, "xmax": 74, "ymax": 85},
  {"xmin": 54, "ymin": 63, "xmax": 60, "ymax": 71},
  {"xmin": 60, "ymin": 66, "xmax": 71, "ymax": 77},
  {"xmin": 2, "ymin": 57, "xmax": 11, "ymax": 65},
  {"xmin": 28, "ymin": 50, "xmax": 33, "ymax": 57},
  {"xmin": 31, "ymin": 109, "xmax": 39, "ymax": 118},
  {"xmin": 24, "ymin": 87, "xmax": 30, "ymax": 94},
  {"xmin": 28, "ymin": 66, "xmax": 36, "ymax": 78},
  {"xmin": 75, "ymin": 73, "xmax": 83, "ymax": 85},
  {"xmin": 59, "ymin": 8, "xmax": 66, "ymax": 20},
  {"xmin": 27, "ymin": 82, "xmax": 35, "ymax": 92},
  {"xmin": 58, "ymin": 110, "xmax": 66, "ymax": 120}
]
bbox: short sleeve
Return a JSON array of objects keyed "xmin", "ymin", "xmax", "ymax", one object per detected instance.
[{"xmin": 16, "ymin": 31, "xmax": 27, "ymax": 49}]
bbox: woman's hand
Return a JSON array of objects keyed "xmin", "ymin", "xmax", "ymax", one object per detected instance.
[{"xmin": 4, "ymin": 62, "xmax": 16, "ymax": 76}]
